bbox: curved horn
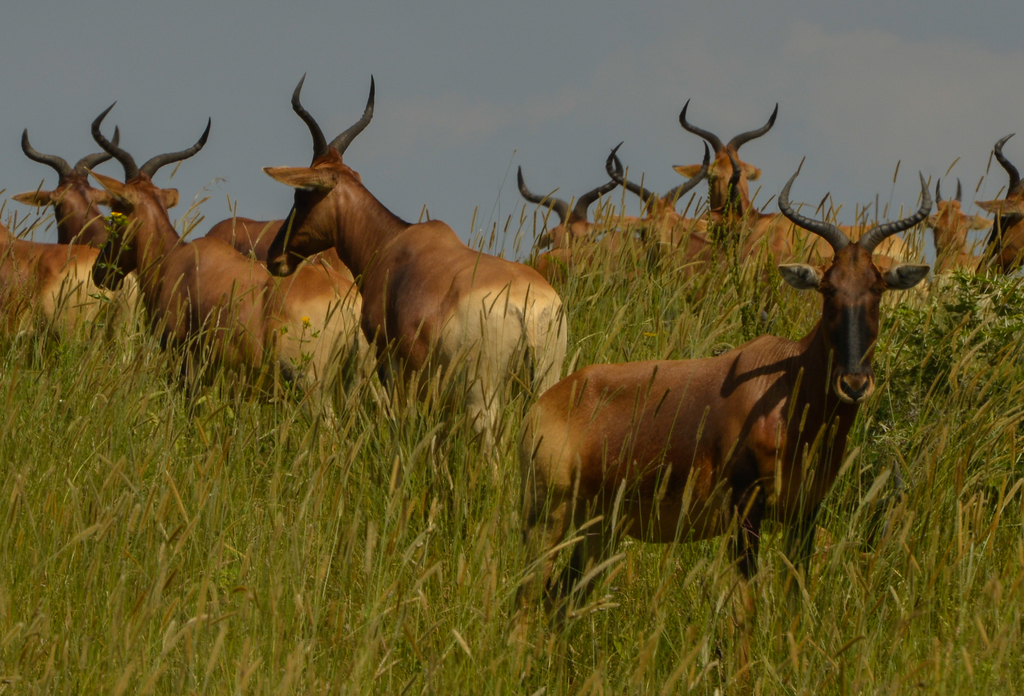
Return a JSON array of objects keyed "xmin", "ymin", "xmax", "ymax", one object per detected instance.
[
  {"xmin": 858, "ymin": 172, "xmax": 932, "ymax": 253},
  {"xmin": 518, "ymin": 166, "xmax": 570, "ymax": 224},
  {"xmin": 292, "ymin": 74, "xmax": 328, "ymax": 161},
  {"xmin": 139, "ymin": 119, "xmax": 211, "ymax": 178},
  {"xmin": 606, "ymin": 143, "xmax": 657, "ymax": 208},
  {"xmin": 21, "ymin": 130, "xmax": 72, "ymax": 178},
  {"xmin": 727, "ymin": 103, "xmax": 778, "ymax": 151},
  {"xmin": 993, "ymin": 134, "xmax": 1021, "ymax": 197},
  {"xmin": 92, "ymin": 103, "xmax": 140, "ymax": 181},
  {"xmin": 74, "ymin": 127, "xmax": 119, "ymax": 176},
  {"xmin": 679, "ymin": 100, "xmax": 724, "ymax": 153},
  {"xmin": 778, "ymin": 159, "xmax": 850, "ymax": 252},
  {"xmin": 328, "ymin": 76, "xmax": 375, "ymax": 156},
  {"xmin": 935, "ymin": 179, "xmax": 943, "ymax": 204},
  {"xmin": 955, "ymin": 178, "xmax": 962, "ymax": 202},
  {"xmin": 664, "ymin": 142, "xmax": 710, "ymax": 203},
  {"xmin": 571, "ymin": 178, "xmax": 618, "ymax": 222}
]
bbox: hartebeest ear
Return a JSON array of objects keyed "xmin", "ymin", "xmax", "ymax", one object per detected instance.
[
  {"xmin": 263, "ymin": 166, "xmax": 340, "ymax": 192},
  {"xmin": 884, "ymin": 264, "xmax": 930, "ymax": 290},
  {"xmin": 12, "ymin": 190, "xmax": 56, "ymax": 206},
  {"xmin": 89, "ymin": 170, "xmax": 132, "ymax": 206},
  {"xmin": 778, "ymin": 263, "xmax": 822, "ymax": 290},
  {"xmin": 744, "ymin": 163, "xmax": 762, "ymax": 181},
  {"xmin": 673, "ymin": 164, "xmax": 705, "ymax": 179},
  {"xmin": 975, "ymin": 199, "xmax": 1024, "ymax": 216},
  {"xmin": 967, "ymin": 214, "xmax": 993, "ymax": 231},
  {"xmin": 161, "ymin": 189, "xmax": 180, "ymax": 209},
  {"xmin": 86, "ymin": 188, "xmax": 113, "ymax": 207}
]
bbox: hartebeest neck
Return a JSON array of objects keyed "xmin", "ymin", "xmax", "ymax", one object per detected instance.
[
  {"xmin": 114, "ymin": 197, "xmax": 181, "ymax": 304},
  {"xmin": 319, "ymin": 181, "xmax": 410, "ymax": 278},
  {"xmin": 793, "ymin": 320, "xmax": 861, "ymax": 427}
]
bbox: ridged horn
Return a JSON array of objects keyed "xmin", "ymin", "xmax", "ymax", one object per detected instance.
[
  {"xmin": 328, "ymin": 76, "xmax": 375, "ymax": 156},
  {"xmin": 518, "ymin": 167, "xmax": 570, "ymax": 224},
  {"xmin": 74, "ymin": 127, "xmax": 119, "ymax": 176},
  {"xmin": 606, "ymin": 143, "xmax": 657, "ymax": 208},
  {"xmin": 92, "ymin": 103, "xmax": 140, "ymax": 181},
  {"xmin": 292, "ymin": 74, "xmax": 328, "ymax": 161},
  {"xmin": 679, "ymin": 100, "xmax": 724, "ymax": 154},
  {"xmin": 139, "ymin": 119, "xmax": 211, "ymax": 178},
  {"xmin": 858, "ymin": 172, "xmax": 932, "ymax": 253},
  {"xmin": 664, "ymin": 142, "xmax": 710, "ymax": 203},
  {"xmin": 778, "ymin": 159, "xmax": 851, "ymax": 253},
  {"xmin": 993, "ymin": 134, "xmax": 1021, "ymax": 197},
  {"xmin": 727, "ymin": 104, "xmax": 778, "ymax": 151},
  {"xmin": 21, "ymin": 130, "xmax": 72, "ymax": 178}
]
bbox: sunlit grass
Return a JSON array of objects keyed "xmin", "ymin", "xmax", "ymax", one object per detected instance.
[{"xmin": 1, "ymin": 206, "xmax": 1023, "ymax": 694}]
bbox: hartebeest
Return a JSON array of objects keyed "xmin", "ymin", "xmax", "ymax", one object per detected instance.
[
  {"xmin": 927, "ymin": 179, "xmax": 990, "ymax": 275},
  {"xmin": 516, "ymin": 162, "xmax": 930, "ymax": 660},
  {"xmin": 0, "ymin": 222, "xmax": 115, "ymax": 336},
  {"xmin": 13, "ymin": 128, "xmax": 121, "ymax": 246},
  {"xmin": 89, "ymin": 106, "xmax": 365, "ymax": 396},
  {"xmin": 517, "ymin": 166, "xmax": 620, "ymax": 281},
  {"xmin": 265, "ymin": 77, "xmax": 566, "ymax": 444},
  {"xmin": 605, "ymin": 143, "xmax": 711, "ymax": 267},
  {"xmin": 978, "ymin": 134, "xmax": 1024, "ymax": 273}
]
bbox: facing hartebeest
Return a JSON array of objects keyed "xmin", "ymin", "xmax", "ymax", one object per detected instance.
[
  {"xmin": 978, "ymin": 134, "xmax": 1024, "ymax": 273},
  {"xmin": 265, "ymin": 77, "xmax": 566, "ymax": 445},
  {"xmin": 927, "ymin": 179, "xmax": 990, "ymax": 275},
  {"xmin": 516, "ymin": 162, "xmax": 931, "ymax": 664},
  {"xmin": 89, "ymin": 106, "xmax": 365, "ymax": 396},
  {"xmin": 13, "ymin": 129, "xmax": 122, "ymax": 246}
]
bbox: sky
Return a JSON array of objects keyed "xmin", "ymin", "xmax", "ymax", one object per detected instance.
[{"xmin": 1, "ymin": 0, "xmax": 1021, "ymax": 260}]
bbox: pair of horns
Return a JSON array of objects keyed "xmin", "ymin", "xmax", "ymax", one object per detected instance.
[
  {"xmin": 779, "ymin": 159, "xmax": 932, "ymax": 254},
  {"xmin": 993, "ymin": 133, "xmax": 1022, "ymax": 198},
  {"xmin": 92, "ymin": 104, "xmax": 210, "ymax": 181},
  {"xmin": 292, "ymin": 74, "xmax": 375, "ymax": 163},
  {"xmin": 22, "ymin": 128, "xmax": 120, "ymax": 179},
  {"xmin": 605, "ymin": 142, "xmax": 709, "ymax": 210},
  {"xmin": 935, "ymin": 179, "xmax": 962, "ymax": 203},
  {"xmin": 679, "ymin": 101, "xmax": 778, "ymax": 154},
  {"xmin": 517, "ymin": 167, "xmax": 618, "ymax": 225}
]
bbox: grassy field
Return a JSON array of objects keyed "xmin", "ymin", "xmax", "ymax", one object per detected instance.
[{"xmin": 1, "ymin": 212, "xmax": 1023, "ymax": 694}]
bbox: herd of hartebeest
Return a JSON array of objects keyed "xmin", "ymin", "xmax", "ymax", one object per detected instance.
[{"xmin": 2, "ymin": 75, "xmax": 1023, "ymax": 661}]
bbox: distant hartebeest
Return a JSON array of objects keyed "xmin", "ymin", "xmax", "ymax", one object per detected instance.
[
  {"xmin": 89, "ymin": 105, "xmax": 365, "ymax": 396},
  {"xmin": 13, "ymin": 128, "xmax": 122, "ymax": 246},
  {"xmin": 605, "ymin": 142, "xmax": 711, "ymax": 268},
  {"xmin": 978, "ymin": 134, "xmax": 1024, "ymax": 273},
  {"xmin": 926, "ymin": 179, "xmax": 990, "ymax": 275},
  {"xmin": 265, "ymin": 77, "xmax": 566, "ymax": 445},
  {"xmin": 516, "ymin": 162, "xmax": 931, "ymax": 664},
  {"xmin": 517, "ymin": 166, "xmax": 619, "ymax": 281}
]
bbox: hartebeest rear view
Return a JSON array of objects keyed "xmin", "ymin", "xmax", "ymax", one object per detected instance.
[
  {"xmin": 265, "ymin": 77, "xmax": 566, "ymax": 445},
  {"xmin": 88, "ymin": 106, "xmax": 365, "ymax": 398},
  {"xmin": 516, "ymin": 161, "xmax": 931, "ymax": 662}
]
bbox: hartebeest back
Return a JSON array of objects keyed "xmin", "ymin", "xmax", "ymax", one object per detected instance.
[
  {"xmin": 89, "ymin": 105, "xmax": 365, "ymax": 395},
  {"xmin": 516, "ymin": 161, "xmax": 931, "ymax": 659},
  {"xmin": 978, "ymin": 134, "xmax": 1024, "ymax": 273},
  {"xmin": 13, "ymin": 129, "xmax": 121, "ymax": 247},
  {"xmin": 265, "ymin": 77, "xmax": 566, "ymax": 444}
]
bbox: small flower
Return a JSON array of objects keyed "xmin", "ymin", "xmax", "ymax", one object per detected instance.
[{"xmin": 302, "ymin": 316, "xmax": 311, "ymax": 327}]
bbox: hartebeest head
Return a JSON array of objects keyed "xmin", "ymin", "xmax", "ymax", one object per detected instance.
[
  {"xmin": 13, "ymin": 129, "xmax": 122, "ymax": 246},
  {"xmin": 605, "ymin": 142, "xmax": 709, "ymax": 218},
  {"xmin": 88, "ymin": 104, "xmax": 210, "ymax": 289},
  {"xmin": 976, "ymin": 135, "xmax": 1024, "ymax": 268},
  {"xmin": 674, "ymin": 100, "xmax": 778, "ymax": 212},
  {"xmin": 777, "ymin": 162, "xmax": 931, "ymax": 403},
  {"xmin": 264, "ymin": 76, "xmax": 375, "ymax": 277},
  {"xmin": 517, "ymin": 167, "xmax": 618, "ymax": 249}
]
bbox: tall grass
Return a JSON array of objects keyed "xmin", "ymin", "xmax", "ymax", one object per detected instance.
[{"xmin": 1, "ymin": 206, "xmax": 1023, "ymax": 694}]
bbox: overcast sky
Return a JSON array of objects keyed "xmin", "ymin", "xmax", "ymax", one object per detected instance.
[{"xmin": 1, "ymin": 0, "xmax": 1021, "ymax": 259}]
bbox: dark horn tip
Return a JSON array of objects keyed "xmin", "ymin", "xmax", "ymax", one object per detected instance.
[
  {"xmin": 702, "ymin": 142, "xmax": 710, "ymax": 165},
  {"xmin": 678, "ymin": 99, "xmax": 691, "ymax": 125},
  {"xmin": 199, "ymin": 118, "xmax": 212, "ymax": 146},
  {"xmin": 293, "ymin": 74, "xmax": 307, "ymax": 100}
]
